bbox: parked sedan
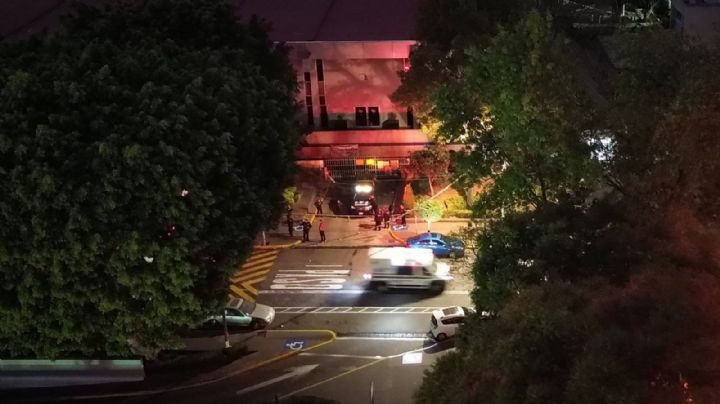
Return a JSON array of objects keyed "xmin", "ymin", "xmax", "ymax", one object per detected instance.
[
  {"xmin": 430, "ymin": 306, "xmax": 473, "ymax": 341},
  {"xmin": 201, "ymin": 298, "xmax": 275, "ymax": 330},
  {"xmin": 406, "ymin": 232, "xmax": 465, "ymax": 258}
]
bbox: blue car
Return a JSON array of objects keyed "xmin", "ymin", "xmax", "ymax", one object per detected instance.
[{"xmin": 406, "ymin": 232, "xmax": 465, "ymax": 258}]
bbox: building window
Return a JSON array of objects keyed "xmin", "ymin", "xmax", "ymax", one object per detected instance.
[
  {"xmin": 316, "ymin": 60, "xmax": 324, "ymax": 82},
  {"xmin": 304, "ymin": 72, "xmax": 313, "ymax": 128},
  {"xmin": 307, "ymin": 106, "xmax": 314, "ymax": 127},
  {"xmin": 355, "ymin": 107, "xmax": 368, "ymax": 127},
  {"xmin": 368, "ymin": 107, "xmax": 380, "ymax": 126},
  {"xmin": 320, "ymin": 106, "xmax": 329, "ymax": 128},
  {"xmin": 406, "ymin": 106, "xmax": 415, "ymax": 129}
]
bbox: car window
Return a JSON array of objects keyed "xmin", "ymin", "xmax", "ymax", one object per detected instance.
[
  {"xmin": 435, "ymin": 240, "xmax": 446, "ymax": 246},
  {"xmin": 397, "ymin": 266, "xmax": 413, "ymax": 276},
  {"xmin": 225, "ymin": 308, "xmax": 243, "ymax": 317},
  {"xmin": 239, "ymin": 300, "xmax": 256, "ymax": 315},
  {"xmin": 441, "ymin": 317, "xmax": 458, "ymax": 325}
]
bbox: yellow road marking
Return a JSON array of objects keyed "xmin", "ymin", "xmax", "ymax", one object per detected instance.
[
  {"xmin": 241, "ymin": 256, "xmax": 277, "ymax": 269},
  {"xmin": 246, "ymin": 251, "xmax": 277, "ymax": 262},
  {"xmin": 229, "ymin": 284, "xmax": 255, "ymax": 302},
  {"xmin": 241, "ymin": 276, "xmax": 266, "ymax": 295},
  {"xmin": 231, "ymin": 269, "xmax": 270, "ymax": 283}
]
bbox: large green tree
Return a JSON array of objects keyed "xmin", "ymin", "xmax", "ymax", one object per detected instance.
[
  {"xmin": 0, "ymin": 0, "xmax": 301, "ymax": 358},
  {"xmin": 435, "ymin": 11, "xmax": 599, "ymax": 217}
]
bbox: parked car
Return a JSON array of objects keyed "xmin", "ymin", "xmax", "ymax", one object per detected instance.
[
  {"xmin": 406, "ymin": 232, "xmax": 465, "ymax": 258},
  {"xmin": 429, "ymin": 306, "xmax": 473, "ymax": 341},
  {"xmin": 201, "ymin": 298, "xmax": 275, "ymax": 330},
  {"xmin": 350, "ymin": 180, "xmax": 375, "ymax": 216}
]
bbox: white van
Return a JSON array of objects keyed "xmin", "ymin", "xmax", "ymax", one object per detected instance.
[{"xmin": 363, "ymin": 247, "xmax": 452, "ymax": 293}]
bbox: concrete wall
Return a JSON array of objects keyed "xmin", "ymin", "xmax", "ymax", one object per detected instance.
[{"xmin": 290, "ymin": 41, "xmax": 414, "ymax": 129}]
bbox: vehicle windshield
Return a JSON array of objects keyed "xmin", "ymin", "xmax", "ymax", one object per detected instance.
[
  {"xmin": 240, "ymin": 300, "xmax": 256, "ymax": 314},
  {"xmin": 442, "ymin": 307, "xmax": 460, "ymax": 316}
]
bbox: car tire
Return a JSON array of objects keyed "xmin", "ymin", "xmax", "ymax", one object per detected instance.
[
  {"xmin": 374, "ymin": 282, "xmax": 389, "ymax": 293},
  {"xmin": 251, "ymin": 320, "xmax": 266, "ymax": 330},
  {"xmin": 449, "ymin": 251, "xmax": 457, "ymax": 259},
  {"xmin": 430, "ymin": 281, "xmax": 445, "ymax": 294},
  {"xmin": 436, "ymin": 333, "xmax": 447, "ymax": 341}
]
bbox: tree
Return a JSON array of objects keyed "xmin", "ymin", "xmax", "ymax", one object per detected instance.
[
  {"xmin": 434, "ymin": 11, "xmax": 600, "ymax": 217},
  {"xmin": 391, "ymin": 0, "xmax": 534, "ymax": 136},
  {"xmin": 415, "ymin": 198, "xmax": 445, "ymax": 231},
  {"xmin": 409, "ymin": 145, "xmax": 450, "ymax": 195},
  {"xmin": 0, "ymin": 0, "xmax": 301, "ymax": 358}
]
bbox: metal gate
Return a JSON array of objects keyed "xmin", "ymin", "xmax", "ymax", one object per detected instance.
[{"xmin": 325, "ymin": 158, "xmax": 377, "ymax": 181}]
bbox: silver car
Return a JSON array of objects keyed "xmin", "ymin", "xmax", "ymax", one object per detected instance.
[{"xmin": 202, "ymin": 298, "xmax": 275, "ymax": 330}]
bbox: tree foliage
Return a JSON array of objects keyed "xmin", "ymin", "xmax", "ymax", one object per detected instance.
[
  {"xmin": 391, "ymin": 0, "xmax": 534, "ymax": 135},
  {"xmin": 435, "ymin": 11, "xmax": 599, "ymax": 217},
  {"xmin": 415, "ymin": 198, "xmax": 445, "ymax": 231},
  {"xmin": 0, "ymin": 0, "xmax": 301, "ymax": 358},
  {"xmin": 416, "ymin": 11, "xmax": 720, "ymax": 404},
  {"xmin": 409, "ymin": 145, "xmax": 450, "ymax": 195}
]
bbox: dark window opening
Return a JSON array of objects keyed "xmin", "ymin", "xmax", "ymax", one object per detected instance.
[
  {"xmin": 320, "ymin": 106, "xmax": 329, "ymax": 129},
  {"xmin": 368, "ymin": 107, "xmax": 380, "ymax": 126},
  {"xmin": 305, "ymin": 96, "xmax": 313, "ymax": 106},
  {"xmin": 316, "ymin": 60, "xmax": 324, "ymax": 82},
  {"xmin": 306, "ymin": 106, "xmax": 314, "ymax": 127},
  {"xmin": 406, "ymin": 106, "xmax": 415, "ymax": 128},
  {"xmin": 355, "ymin": 107, "xmax": 368, "ymax": 127}
]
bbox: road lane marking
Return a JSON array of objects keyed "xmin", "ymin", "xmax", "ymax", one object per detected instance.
[
  {"xmin": 242, "ymin": 255, "xmax": 277, "ymax": 268},
  {"xmin": 335, "ymin": 336, "xmax": 428, "ymax": 341},
  {"xmin": 279, "ymin": 341, "xmax": 439, "ymax": 401},
  {"xmin": 305, "ymin": 264, "xmax": 344, "ymax": 267},
  {"xmin": 269, "ymin": 268, "xmax": 350, "ymax": 290},
  {"xmin": 235, "ymin": 364, "xmax": 319, "ymax": 396},
  {"xmin": 260, "ymin": 290, "xmax": 366, "ymax": 294},
  {"xmin": 299, "ymin": 353, "xmax": 384, "ymax": 360},
  {"xmin": 231, "ymin": 269, "xmax": 270, "ymax": 283},
  {"xmin": 273, "ymin": 306, "xmax": 442, "ymax": 314},
  {"xmin": 230, "ymin": 284, "xmax": 255, "ymax": 302}
]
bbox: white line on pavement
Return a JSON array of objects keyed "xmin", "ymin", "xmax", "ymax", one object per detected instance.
[
  {"xmin": 259, "ymin": 290, "xmax": 367, "ymax": 294},
  {"xmin": 335, "ymin": 337, "xmax": 428, "ymax": 341},
  {"xmin": 299, "ymin": 353, "xmax": 384, "ymax": 360},
  {"xmin": 305, "ymin": 264, "xmax": 345, "ymax": 267},
  {"xmin": 273, "ymin": 306, "xmax": 441, "ymax": 314}
]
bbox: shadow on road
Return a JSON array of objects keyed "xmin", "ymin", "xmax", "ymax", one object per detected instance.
[{"xmin": 423, "ymin": 337, "xmax": 455, "ymax": 354}]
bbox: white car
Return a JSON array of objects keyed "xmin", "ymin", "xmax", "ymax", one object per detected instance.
[
  {"xmin": 429, "ymin": 306, "xmax": 474, "ymax": 341},
  {"xmin": 202, "ymin": 298, "xmax": 275, "ymax": 330}
]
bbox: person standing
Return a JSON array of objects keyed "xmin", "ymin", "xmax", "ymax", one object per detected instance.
[
  {"xmin": 319, "ymin": 219, "xmax": 326, "ymax": 242},
  {"xmin": 383, "ymin": 208, "xmax": 391, "ymax": 229},
  {"xmin": 287, "ymin": 215, "xmax": 294, "ymax": 237},
  {"xmin": 302, "ymin": 219, "xmax": 311, "ymax": 242},
  {"xmin": 374, "ymin": 211, "xmax": 382, "ymax": 231},
  {"xmin": 399, "ymin": 204, "xmax": 407, "ymax": 225},
  {"xmin": 314, "ymin": 198, "xmax": 323, "ymax": 215}
]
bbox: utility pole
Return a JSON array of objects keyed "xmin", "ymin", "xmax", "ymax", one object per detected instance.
[{"xmin": 223, "ymin": 309, "xmax": 231, "ymax": 349}]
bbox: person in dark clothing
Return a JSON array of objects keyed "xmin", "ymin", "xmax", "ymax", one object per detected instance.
[
  {"xmin": 314, "ymin": 198, "xmax": 323, "ymax": 215},
  {"xmin": 287, "ymin": 216, "xmax": 294, "ymax": 237},
  {"xmin": 383, "ymin": 208, "xmax": 391, "ymax": 229},
  {"xmin": 302, "ymin": 219, "xmax": 311, "ymax": 241},
  {"xmin": 398, "ymin": 204, "xmax": 407, "ymax": 225},
  {"xmin": 374, "ymin": 211, "xmax": 383, "ymax": 231},
  {"xmin": 369, "ymin": 196, "xmax": 378, "ymax": 215}
]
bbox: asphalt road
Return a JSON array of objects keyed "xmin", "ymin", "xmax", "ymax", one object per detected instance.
[
  {"xmin": 5, "ymin": 247, "xmax": 471, "ymax": 404},
  {"xmin": 112, "ymin": 337, "xmax": 454, "ymax": 404}
]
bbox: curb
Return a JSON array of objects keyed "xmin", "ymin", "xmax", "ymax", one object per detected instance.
[
  {"xmin": 292, "ymin": 244, "xmax": 401, "ymax": 249},
  {"xmin": 255, "ymin": 240, "xmax": 301, "ymax": 250},
  {"xmin": 387, "ymin": 228, "xmax": 408, "ymax": 246},
  {"xmin": 31, "ymin": 330, "xmax": 337, "ymax": 402}
]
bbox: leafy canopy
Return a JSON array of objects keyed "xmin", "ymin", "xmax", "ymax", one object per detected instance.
[{"xmin": 0, "ymin": 0, "xmax": 301, "ymax": 358}]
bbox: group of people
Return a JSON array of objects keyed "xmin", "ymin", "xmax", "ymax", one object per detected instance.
[
  {"xmin": 286, "ymin": 208, "xmax": 326, "ymax": 242},
  {"xmin": 372, "ymin": 203, "xmax": 407, "ymax": 230},
  {"xmin": 285, "ymin": 197, "xmax": 408, "ymax": 242}
]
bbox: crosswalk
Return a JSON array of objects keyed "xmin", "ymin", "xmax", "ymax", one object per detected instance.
[{"xmin": 229, "ymin": 249, "xmax": 279, "ymax": 302}]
